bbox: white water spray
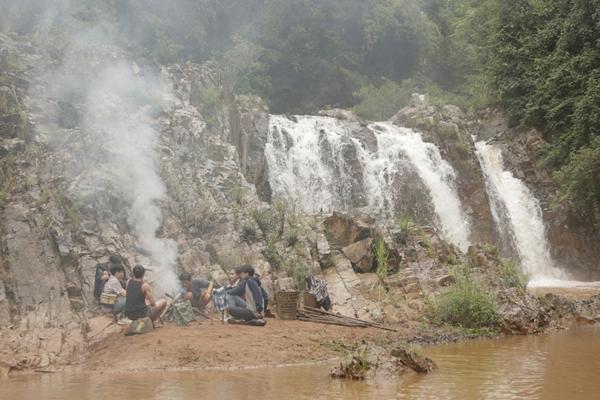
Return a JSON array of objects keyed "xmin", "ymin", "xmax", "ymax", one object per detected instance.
[
  {"xmin": 475, "ymin": 141, "xmax": 566, "ymax": 281},
  {"xmin": 266, "ymin": 115, "xmax": 471, "ymax": 251}
]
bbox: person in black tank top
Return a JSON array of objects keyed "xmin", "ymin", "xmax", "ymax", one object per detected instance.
[
  {"xmin": 125, "ymin": 265, "xmax": 167, "ymax": 321},
  {"xmin": 125, "ymin": 279, "xmax": 149, "ymax": 320}
]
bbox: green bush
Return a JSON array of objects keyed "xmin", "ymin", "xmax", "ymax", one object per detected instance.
[
  {"xmin": 428, "ymin": 268, "xmax": 498, "ymax": 328},
  {"xmin": 554, "ymin": 137, "xmax": 600, "ymax": 225},
  {"xmin": 498, "ymin": 259, "xmax": 527, "ymax": 290}
]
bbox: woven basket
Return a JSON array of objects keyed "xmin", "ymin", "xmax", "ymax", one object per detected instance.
[
  {"xmin": 275, "ymin": 291, "xmax": 299, "ymax": 320},
  {"xmin": 100, "ymin": 292, "xmax": 117, "ymax": 305},
  {"xmin": 302, "ymin": 291, "xmax": 319, "ymax": 309}
]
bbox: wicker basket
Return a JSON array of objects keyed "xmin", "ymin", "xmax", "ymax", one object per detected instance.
[
  {"xmin": 100, "ymin": 292, "xmax": 117, "ymax": 305},
  {"xmin": 302, "ymin": 291, "xmax": 319, "ymax": 309},
  {"xmin": 275, "ymin": 291, "xmax": 299, "ymax": 320}
]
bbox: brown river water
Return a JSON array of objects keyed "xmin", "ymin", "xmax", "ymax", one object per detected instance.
[{"xmin": 2, "ymin": 325, "xmax": 600, "ymax": 399}]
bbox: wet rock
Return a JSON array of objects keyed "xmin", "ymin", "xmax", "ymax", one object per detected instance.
[
  {"xmin": 497, "ymin": 288, "xmax": 550, "ymax": 334},
  {"xmin": 391, "ymin": 346, "xmax": 437, "ymax": 373},
  {"xmin": 324, "ymin": 212, "xmax": 372, "ymax": 248},
  {"xmin": 352, "ymin": 127, "xmax": 377, "ymax": 153},
  {"xmin": 342, "ymin": 238, "xmax": 374, "ymax": 273}
]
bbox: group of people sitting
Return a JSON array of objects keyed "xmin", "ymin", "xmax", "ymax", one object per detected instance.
[
  {"xmin": 94, "ymin": 256, "xmax": 278, "ymax": 327},
  {"xmin": 178, "ymin": 265, "xmax": 271, "ymax": 325},
  {"xmin": 95, "ymin": 255, "xmax": 167, "ymax": 324}
]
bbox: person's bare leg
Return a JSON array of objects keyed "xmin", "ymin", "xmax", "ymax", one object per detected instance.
[{"xmin": 149, "ymin": 299, "xmax": 167, "ymax": 322}]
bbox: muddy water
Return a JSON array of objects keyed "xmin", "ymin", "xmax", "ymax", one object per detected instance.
[{"xmin": 2, "ymin": 326, "xmax": 600, "ymax": 400}]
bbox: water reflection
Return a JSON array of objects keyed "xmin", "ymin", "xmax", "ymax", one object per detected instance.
[{"xmin": 2, "ymin": 326, "xmax": 599, "ymax": 400}]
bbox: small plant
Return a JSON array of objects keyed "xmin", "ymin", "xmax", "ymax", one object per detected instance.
[
  {"xmin": 252, "ymin": 208, "xmax": 274, "ymax": 237},
  {"xmin": 499, "ymin": 258, "xmax": 527, "ymax": 290},
  {"xmin": 274, "ymin": 200, "xmax": 287, "ymax": 237},
  {"xmin": 396, "ymin": 215, "xmax": 414, "ymax": 244},
  {"xmin": 232, "ymin": 186, "xmax": 246, "ymax": 207},
  {"xmin": 455, "ymin": 140, "xmax": 470, "ymax": 156},
  {"xmin": 373, "ymin": 238, "xmax": 389, "ymax": 283},
  {"xmin": 285, "ymin": 228, "xmax": 299, "ymax": 247},
  {"xmin": 240, "ymin": 223, "xmax": 258, "ymax": 243},
  {"xmin": 427, "ymin": 266, "xmax": 498, "ymax": 329},
  {"xmin": 262, "ymin": 239, "xmax": 281, "ymax": 270}
]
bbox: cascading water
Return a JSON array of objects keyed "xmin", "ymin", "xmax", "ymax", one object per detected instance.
[
  {"xmin": 365, "ymin": 122, "xmax": 471, "ymax": 251},
  {"xmin": 475, "ymin": 141, "xmax": 566, "ymax": 281},
  {"xmin": 266, "ymin": 115, "xmax": 471, "ymax": 251}
]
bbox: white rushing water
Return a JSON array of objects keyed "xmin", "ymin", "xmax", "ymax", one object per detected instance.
[
  {"xmin": 365, "ymin": 122, "xmax": 471, "ymax": 251},
  {"xmin": 266, "ymin": 115, "xmax": 471, "ymax": 251},
  {"xmin": 475, "ymin": 141, "xmax": 566, "ymax": 281}
]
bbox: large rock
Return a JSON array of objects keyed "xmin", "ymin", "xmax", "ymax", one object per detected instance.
[
  {"xmin": 323, "ymin": 251, "xmax": 383, "ymax": 321},
  {"xmin": 497, "ymin": 289, "xmax": 550, "ymax": 334},
  {"xmin": 342, "ymin": 238, "xmax": 374, "ymax": 273},
  {"xmin": 324, "ymin": 212, "xmax": 372, "ymax": 248}
]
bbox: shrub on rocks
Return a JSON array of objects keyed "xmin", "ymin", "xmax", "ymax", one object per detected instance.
[{"xmin": 427, "ymin": 267, "xmax": 498, "ymax": 329}]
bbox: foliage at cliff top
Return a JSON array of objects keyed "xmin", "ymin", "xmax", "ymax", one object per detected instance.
[
  {"xmin": 0, "ymin": 0, "xmax": 598, "ymax": 224},
  {"xmin": 452, "ymin": 0, "xmax": 600, "ymax": 225}
]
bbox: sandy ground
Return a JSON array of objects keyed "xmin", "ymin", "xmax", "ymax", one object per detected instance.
[{"xmin": 82, "ymin": 316, "xmax": 408, "ymax": 372}]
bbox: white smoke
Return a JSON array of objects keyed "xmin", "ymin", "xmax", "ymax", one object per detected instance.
[
  {"xmin": 83, "ymin": 63, "xmax": 179, "ymax": 294},
  {"xmin": 28, "ymin": 1, "xmax": 181, "ymax": 294}
]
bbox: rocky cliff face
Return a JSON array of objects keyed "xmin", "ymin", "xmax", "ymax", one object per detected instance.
[{"xmin": 0, "ymin": 33, "xmax": 391, "ymax": 372}]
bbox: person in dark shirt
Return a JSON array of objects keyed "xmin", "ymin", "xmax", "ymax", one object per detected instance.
[
  {"xmin": 179, "ymin": 272, "xmax": 214, "ymax": 309},
  {"xmin": 239, "ymin": 265, "xmax": 265, "ymax": 317},
  {"xmin": 125, "ymin": 265, "xmax": 167, "ymax": 322},
  {"xmin": 224, "ymin": 267, "xmax": 247, "ymax": 308},
  {"xmin": 223, "ymin": 267, "xmax": 266, "ymax": 325}
]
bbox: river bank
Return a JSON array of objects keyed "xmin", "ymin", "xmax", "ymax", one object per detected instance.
[
  {"xmin": 3, "ymin": 322, "xmax": 600, "ymax": 400},
  {"xmin": 26, "ymin": 281, "xmax": 597, "ymax": 376},
  {"xmin": 74, "ymin": 315, "xmax": 464, "ymax": 374}
]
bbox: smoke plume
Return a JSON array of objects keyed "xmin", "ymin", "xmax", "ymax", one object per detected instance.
[{"xmin": 24, "ymin": 1, "xmax": 181, "ymax": 294}]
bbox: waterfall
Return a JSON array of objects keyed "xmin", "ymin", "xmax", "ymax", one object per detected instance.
[
  {"xmin": 266, "ymin": 115, "xmax": 471, "ymax": 251},
  {"xmin": 475, "ymin": 141, "xmax": 566, "ymax": 281},
  {"xmin": 364, "ymin": 122, "xmax": 471, "ymax": 251}
]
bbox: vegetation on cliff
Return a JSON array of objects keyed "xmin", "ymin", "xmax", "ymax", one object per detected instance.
[{"xmin": 2, "ymin": 0, "xmax": 595, "ymax": 224}]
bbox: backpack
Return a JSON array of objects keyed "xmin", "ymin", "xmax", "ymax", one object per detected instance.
[
  {"xmin": 172, "ymin": 300, "xmax": 194, "ymax": 326},
  {"xmin": 93, "ymin": 262, "xmax": 109, "ymax": 303}
]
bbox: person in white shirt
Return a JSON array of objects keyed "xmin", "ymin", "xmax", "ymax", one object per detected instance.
[{"xmin": 102, "ymin": 264, "xmax": 127, "ymax": 319}]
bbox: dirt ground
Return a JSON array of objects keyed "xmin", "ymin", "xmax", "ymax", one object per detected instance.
[{"xmin": 81, "ymin": 316, "xmax": 414, "ymax": 373}]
